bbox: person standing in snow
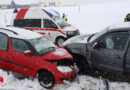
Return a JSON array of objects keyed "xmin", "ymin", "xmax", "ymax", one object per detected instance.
[
  {"xmin": 124, "ymin": 13, "xmax": 130, "ymax": 22},
  {"xmin": 62, "ymin": 13, "xmax": 67, "ymax": 21}
]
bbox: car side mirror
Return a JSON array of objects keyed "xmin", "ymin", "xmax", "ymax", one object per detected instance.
[
  {"xmin": 93, "ymin": 42, "xmax": 105, "ymax": 49},
  {"xmin": 24, "ymin": 50, "xmax": 32, "ymax": 55},
  {"xmin": 93, "ymin": 42, "xmax": 99, "ymax": 49}
]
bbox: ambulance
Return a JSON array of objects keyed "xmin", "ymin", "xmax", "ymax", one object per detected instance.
[{"xmin": 11, "ymin": 8, "xmax": 80, "ymax": 45}]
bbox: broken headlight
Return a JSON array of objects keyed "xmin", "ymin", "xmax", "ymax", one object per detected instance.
[
  {"xmin": 57, "ymin": 66, "xmax": 73, "ymax": 73},
  {"xmin": 46, "ymin": 59, "xmax": 74, "ymax": 66}
]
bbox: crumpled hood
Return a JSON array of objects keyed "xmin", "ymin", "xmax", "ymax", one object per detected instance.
[
  {"xmin": 42, "ymin": 48, "xmax": 73, "ymax": 60},
  {"xmin": 62, "ymin": 34, "xmax": 92, "ymax": 46},
  {"xmin": 61, "ymin": 25, "xmax": 77, "ymax": 32}
]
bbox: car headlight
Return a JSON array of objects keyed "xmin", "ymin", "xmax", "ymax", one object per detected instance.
[
  {"xmin": 57, "ymin": 66, "xmax": 73, "ymax": 73},
  {"xmin": 67, "ymin": 32, "xmax": 74, "ymax": 35}
]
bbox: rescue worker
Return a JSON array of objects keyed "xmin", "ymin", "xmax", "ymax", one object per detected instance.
[
  {"xmin": 124, "ymin": 13, "xmax": 130, "ymax": 22},
  {"xmin": 62, "ymin": 13, "xmax": 67, "ymax": 21}
]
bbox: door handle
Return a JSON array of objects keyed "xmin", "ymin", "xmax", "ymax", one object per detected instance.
[{"xmin": 114, "ymin": 55, "xmax": 121, "ymax": 59}]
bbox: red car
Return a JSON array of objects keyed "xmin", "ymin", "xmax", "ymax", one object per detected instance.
[{"xmin": 0, "ymin": 26, "xmax": 76, "ymax": 89}]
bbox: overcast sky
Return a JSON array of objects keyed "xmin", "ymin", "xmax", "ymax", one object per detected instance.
[{"xmin": 77, "ymin": 0, "xmax": 129, "ymax": 5}]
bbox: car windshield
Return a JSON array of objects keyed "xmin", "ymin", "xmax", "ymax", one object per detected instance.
[
  {"xmin": 29, "ymin": 36, "xmax": 56, "ymax": 55},
  {"xmin": 89, "ymin": 28, "xmax": 108, "ymax": 42},
  {"xmin": 53, "ymin": 17, "xmax": 70, "ymax": 27}
]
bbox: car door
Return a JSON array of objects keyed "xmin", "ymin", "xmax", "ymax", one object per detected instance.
[
  {"xmin": 43, "ymin": 19, "xmax": 59, "ymax": 41},
  {"xmin": 124, "ymin": 32, "xmax": 130, "ymax": 73},
  {"xmin": 90, "ymin": 31, "xmax": 129, "ymax": 74},
  {"xmin": 0, "ymin": 32, "xmax": 12, "ymax": 70},
  {"xmin": 10, "ymin": 38, "xmax": 33, "ymax": 75}
]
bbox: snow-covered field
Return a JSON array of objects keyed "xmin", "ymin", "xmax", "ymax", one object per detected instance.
[{"xmin": 0, "ymin": 0, "xmax": 130, "ymax": 90}]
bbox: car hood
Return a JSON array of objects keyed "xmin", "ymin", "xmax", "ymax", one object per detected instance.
[
  {"xmin": 62, "ymin": 34, "xmax": 92, "ymax": 46},
  {"xmin": 41, "ymin": 48, "xmax": 73, "ymax": 60},
  {"xmin": 61, "ymin": 25, "xmax": 77, "ymax": 32}
]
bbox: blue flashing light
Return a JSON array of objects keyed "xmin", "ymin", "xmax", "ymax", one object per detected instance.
[
  {"xmin": 42, "ymin": 9, "xmax": 54, "ymax": 18},
  {"xmin": 13, "ymin": 9, "xmax": 18, "ymax": 13}
]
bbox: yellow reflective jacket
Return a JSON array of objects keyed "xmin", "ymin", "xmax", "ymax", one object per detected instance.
[{"xmin": 63, "ymin": 16, "xmax": 67, "ymax": 21}]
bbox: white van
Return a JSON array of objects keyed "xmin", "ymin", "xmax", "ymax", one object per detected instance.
[{"xmin": 11, "ymin": 8, "xmax": 80, "ymax": 45}]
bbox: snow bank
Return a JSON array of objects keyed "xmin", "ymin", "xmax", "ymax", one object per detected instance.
[{"xmin": 0, "ymin": 69, "xmax": 43, "ymax": 90}]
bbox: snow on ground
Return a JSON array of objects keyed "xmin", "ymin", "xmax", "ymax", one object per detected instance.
[
  {"xmin": 0, "ymin": 0, "xmax": 130, "ymax": 90},
  {"xmin": 1, "ymin": 69, "xmax": 130, "ymax": 90}
]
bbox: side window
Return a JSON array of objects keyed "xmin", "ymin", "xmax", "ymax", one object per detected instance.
[
  {"xmin": 97, "ymin": 33, "xmax": 129, "ymax": 50},
  {"xmin": 14, "ymin": 19, "xmax": 41, "ymax": 28},
  {"xmin": 11, "ymin": 38, "xmax": 29, "ymax": 52},
  {"xmin": 0, "ymin": 33, "xmax": 8, "ymax": 50},
  {"xmin": 43, "ymin": 19, "xmax": 58, "ymax": 28}
]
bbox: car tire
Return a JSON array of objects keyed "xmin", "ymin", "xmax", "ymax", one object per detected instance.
[
  {"xmin": 38, "ymin": 71, "xmax": 55, "ymax": 89},
  {"xmin": 56, "ymin": 37, "xmax": 66, "ymax": 45}
]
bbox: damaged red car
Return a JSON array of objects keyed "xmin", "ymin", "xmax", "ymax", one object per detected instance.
[{"xmin": 0, "ymin": 26, "xmax": 76, "ymax": 89}]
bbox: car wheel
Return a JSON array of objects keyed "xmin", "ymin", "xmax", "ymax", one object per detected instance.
[
  {"xmin": 56, "ymin": 37, "xmax": 66, "ymax": 45},
  {"xmin": 38, "ymin": 71, "xmax": 55, "ymax": 89}
]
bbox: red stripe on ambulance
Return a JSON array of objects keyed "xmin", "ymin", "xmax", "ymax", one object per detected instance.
[
  {"xmin": 45, "ymin": 29, "xmax": 66, "ymax": 35},
  {"xmin": 38, "ymin": 32, "xmax": 46, "ymax": 35},
  {"xmin": 16, "ymin": 8, "xmax": 29, "ymax": 19}
]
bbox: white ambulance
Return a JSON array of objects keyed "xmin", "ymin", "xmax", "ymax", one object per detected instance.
[{"xmin": 11, "ymin": 8, "xmax": 80, "ymax": 45}]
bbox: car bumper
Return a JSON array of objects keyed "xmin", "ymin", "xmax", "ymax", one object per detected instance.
[{"xmin": 54, "ymin": 68, "xmax": 76, "ymax": 84}]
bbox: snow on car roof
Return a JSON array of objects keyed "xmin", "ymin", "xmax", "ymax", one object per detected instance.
[
  {"xmin": 109, "ymin": 22, "xmax": 130, "ymax": 30},
  {"xmin": 0, "ymin": 26, "xmax": 42, "ymax": 39}
]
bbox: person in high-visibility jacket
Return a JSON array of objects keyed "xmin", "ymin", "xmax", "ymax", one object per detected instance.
[
  {"xmin": 124, "ymin": 13, "xmax": 130, "ymax": 22},
  {"xmin": 62, "ymin": 13, "xmax": 67, "ymax": 21}
]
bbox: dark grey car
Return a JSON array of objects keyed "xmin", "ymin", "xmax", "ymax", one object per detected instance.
[{"xmin": 63, "ymin": 22, "xmax": 130, "ymax": 75}]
